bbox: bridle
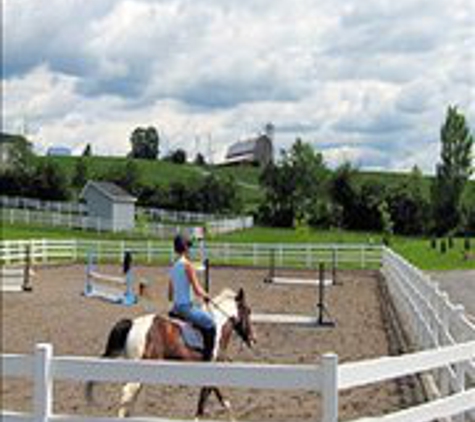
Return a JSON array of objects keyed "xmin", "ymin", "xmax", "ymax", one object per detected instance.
[{"xmin": 207, "ymin": 298, "xmax": 254, "ymax": 350}]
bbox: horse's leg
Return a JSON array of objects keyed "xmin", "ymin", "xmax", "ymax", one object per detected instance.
[
  {"xmin": 118, "ymin": 382, "xmax": 142, "ymax": 418},
  {"xmin": 212, "ymin": 387, "xmax": 235, "ymax": 422},
  {"xmin": 195, "ymin": 387, "xmax": 212, "ymax": 420}
]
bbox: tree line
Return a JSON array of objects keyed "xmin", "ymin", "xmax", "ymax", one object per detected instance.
[
  {"xmin": 1, "ymin": 106, "xmax": 473, "ymax": 235},
  {"xmin": 258, "ymin": 106, "xmax": 474, "ymax": 238}
]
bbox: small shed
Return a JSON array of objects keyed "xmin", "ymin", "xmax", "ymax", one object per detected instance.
[{"xmin": 81, "ymin": 181, "xmax": 136, "ymax": 232}]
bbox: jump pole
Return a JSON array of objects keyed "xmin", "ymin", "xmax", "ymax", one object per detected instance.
[
  {"xmin": 317, "ymin": 262, "xmax": 335, "ymax": 327},
  {"xmin": 204, "ymin": 258, "xmax": 210, "ymax": 294},
  {"xmin": 84, "ymin": 251, "xmax": 95, "ymax": 296},
  {"xmin": 23, "ymin": 244, "xmax": 33, "ymax": 292},
  {"xmin": 264, "ymin": 249, "xmax": 275, "ymax": 283}
]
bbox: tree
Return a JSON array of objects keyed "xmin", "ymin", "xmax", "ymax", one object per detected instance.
[
  {"xmin": 387, "ymin": 166, "xmax": 430, "ymax": 235},
  {"xmin": 32, "ymin": 161, "xmax": 70, "ymax": 200},
  {"xmin": 106, "ymin": 159, "xmax": 140, "ymax": 194},
  {"xmin": 258, "ymin": 139, "xmax": 329, "ymax": 227},
  {"xmin": 432, "ymin": 106, "xmax": 474, "ymax": 234},
  {"xmin": 72, "ymin": 158, "xmax": 88, "ymax": 188},
  {"xmin": 328, "ymin": 163, "xmax": 359, "ymax": 229},
  {"xmin": 165, "ymin": 149, "xmax": 187, "ymax": 164},
  {"xmin": 4, "ymin": 134, "xmax": 35, "ymax": 176},
  {"xmin": 82, "ymin": 143, "xmax": 92, "ymax": 157},
  {"xmin": 129, "ymin": 126, "xmax": 159, "ymax": 159},
  {"xmin": 194, "ymin": 153, "xmax": 206, "ymax": 166}
]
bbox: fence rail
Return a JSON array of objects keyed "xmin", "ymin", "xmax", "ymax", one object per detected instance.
[
  {"xmin": 1, "ymin": 196, "xmax": 254, "ymax": 235},
  {"xmin": 0, "ymin": 239, "xmax": 382, "ymax": 269},
  {"xmin": 1, "ymin": 207, "xmax": 253, "ymax": 237},
  {"xmin": 382, "ymin": 246, "xmax": 475, "ymax": 420},
  {"xmin": 2, "ymin": 341, "xmax": 474, "ymax": 422}
]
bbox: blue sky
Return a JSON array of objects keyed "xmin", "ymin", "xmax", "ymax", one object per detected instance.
[{"xmin": 3, "ymin": 0, "xmax": 474, "ymax": 172}]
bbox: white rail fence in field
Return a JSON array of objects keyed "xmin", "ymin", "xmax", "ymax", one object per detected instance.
[
  {"xmin": 0, "ymin": 239, "xmax": 382, "ymax": 268},
  {"xmin": 139, "ymin": 206, "xmax": 242, "ymax": 224},
  {"xmin": 1, "ymin": 207, "xmax": 252, "ymax": 236},
  {"xmin": 0, "ymin": 196, "xmax": 87, "ymax": 214},
  {"xmin": 1, "ymin": 196, "xmax": 254, "ymax": 235},
  {"xmin": 2, "ymin": 341, "xmax": 474, "ymax": 422}
]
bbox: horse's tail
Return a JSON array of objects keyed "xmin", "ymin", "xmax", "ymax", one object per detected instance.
[{"xmin": 85, "ymin": 318, "xmax": 133, "ymax": 405}]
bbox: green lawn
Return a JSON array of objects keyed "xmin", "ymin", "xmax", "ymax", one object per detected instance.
[{"xmin": 3, "ymin": 223, "xmax": 473, "ymax": 270}]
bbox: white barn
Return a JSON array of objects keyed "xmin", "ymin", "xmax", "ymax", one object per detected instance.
[{"xmin": 81, "ymin": 181, "xmax": 136, "ymax": 232}]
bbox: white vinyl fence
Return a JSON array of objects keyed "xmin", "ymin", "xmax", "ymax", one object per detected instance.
[
  {"xmin": 1, "ymin": 207, "xmax": 253, "ymax": 236},
  {"xmin": 0, "ymin": 239, "xmax": 382, "ymax": 269},
  {"xmin": 139, "ymin": 206, "xmax": 241, "ymax": 224},
  {"xmin": 0, "ymin": 195, "xmax": 87, "ymax": 214},
  {"xmin": 1, "ymin": 196, "xmax": 254, "ymax": 235},
  {"xmin": 2, "ymin": 341, "xmax": 474, "ymax": 422},
  {"xmin": 382, "ymin": 246, "xmax": 475, "ymax": 414}
]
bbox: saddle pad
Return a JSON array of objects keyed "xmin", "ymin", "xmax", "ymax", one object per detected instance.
[{"xmin": 170, "ymin": 318, "xmax": 204, "ymax": 351}]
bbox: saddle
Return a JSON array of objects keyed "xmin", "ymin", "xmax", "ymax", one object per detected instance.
[{"xmin": 168, "ymin": 311, "xmax": 205, "ymax": 352}]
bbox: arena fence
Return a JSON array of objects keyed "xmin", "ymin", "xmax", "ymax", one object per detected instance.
[
  {"xmin": 2, "ymin": 240, "xmax": 475, "ymax": 420},
  {"xmin": 382, "ymin": 246, "xmax": 475, "ymax": 418},
  {"xmin": 1, "ymin": 341, "xmax": 474, "ymax": 422},
  {"xmin": 0, "ymin": 239, "xmax": 382, "ymax": 269}
]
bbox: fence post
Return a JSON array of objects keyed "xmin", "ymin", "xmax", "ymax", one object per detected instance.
[
  {"xmin": 34, "ymin": 343, "xmax": 53, "ymax": 422},
  {"xmin": 439, "ymin": 292, "xmax": 451, "ymax": 396},
  {"xmin": 147, "ymin": 240, "xmax": 152, "ymax": 264},
  {"xmin": 360, "ymin": 245, "xmax": 366, "ymax": 269},
  {"xmin": 321, "ymin": 353, "xmax": 338, "ymax": 422},
  {"xmin": 454, "ymin": 304, "xmax": 467, "ymax": 422},
  {"xmin": 42, "ymin": 239, "xmax": 47, "ymax": 264}
]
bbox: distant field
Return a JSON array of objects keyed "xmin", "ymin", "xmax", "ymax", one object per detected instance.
[{"xmin": 3, "ymin": 223, "xmax": 473, "ymax": 271}]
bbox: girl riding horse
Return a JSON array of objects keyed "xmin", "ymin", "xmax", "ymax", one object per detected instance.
[
  {"xmin": 168, "ymin": 234, "xmax": 216, "ymax": 361},
  {"xmin": 85, "ymin": 236, "xmax": 256, "ymax": 420}
]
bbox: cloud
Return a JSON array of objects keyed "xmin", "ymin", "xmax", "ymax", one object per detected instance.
[{"xmin": 3, "ymin": 0, "xmax": 474, "ymax": 173}]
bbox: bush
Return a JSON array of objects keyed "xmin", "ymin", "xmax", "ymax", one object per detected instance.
[{"xmin": 440, "ymin": 239, "xmax": 447, "ymax": 254}]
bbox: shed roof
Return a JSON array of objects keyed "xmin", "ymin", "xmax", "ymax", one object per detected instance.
[{"xmin": 81, "ymin": 181, "xmax": 137, "ymax": 203}]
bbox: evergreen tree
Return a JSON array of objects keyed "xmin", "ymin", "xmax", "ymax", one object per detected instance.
[
  {"xmin": 72, "ymin": 158, "xmax": 88, "ymax": 188},
  {"xmin": 82, "ymin": 143, "xmax": 92, "ymax": 157},
  {"xmin": 432, "ymin": 106, "xmax": 473, "ymax": 234}
]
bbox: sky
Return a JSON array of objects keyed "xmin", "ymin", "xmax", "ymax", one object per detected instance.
[{"xmin": 2, "ymin": 0, "xmax": 475, "ymax": 172}]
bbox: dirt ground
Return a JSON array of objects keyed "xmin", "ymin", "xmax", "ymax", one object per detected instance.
[{"xmin": 1, "ymin": 265, "xmax": 420, "ymax": 421}]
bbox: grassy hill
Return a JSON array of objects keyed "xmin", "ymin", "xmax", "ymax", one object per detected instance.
[
  {"xmin": 40, "ymin": 155, "xmax": 474, "ymax": 213},
  {"xmin": 41, "ymin": 155, "xmax": 263, "ymax": 209}
]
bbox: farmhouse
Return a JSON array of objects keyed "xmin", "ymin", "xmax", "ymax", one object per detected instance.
[
  {"xmin": 224, "ymin": 134, "xmax": 274, "ymax": 167},
  {"xmin": 81, "ymin": 181, "xmax": 137, "ymax": 232}
]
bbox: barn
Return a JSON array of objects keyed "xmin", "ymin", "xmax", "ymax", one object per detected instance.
[
  {"xmin": 224, "ymin": 134, "xmax": 274, "ymax": 167},
  {"xmin": 80, "ymin": 181, "xmax": 136, "ymax": 232}
]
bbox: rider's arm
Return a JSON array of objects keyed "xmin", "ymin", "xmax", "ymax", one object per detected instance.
[{"xmin": 185, "ymin": 262, "xmax": 209, "ymax": 301}]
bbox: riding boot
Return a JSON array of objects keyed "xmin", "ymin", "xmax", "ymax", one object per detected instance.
[{"xmin": 201, "ymin": 326, "xmax": 216, "ymax": 361}]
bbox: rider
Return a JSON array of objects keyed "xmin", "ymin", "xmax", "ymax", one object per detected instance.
[{"xmin": 169, "ymin": 234, "xmax": 216, "ymax": 361}]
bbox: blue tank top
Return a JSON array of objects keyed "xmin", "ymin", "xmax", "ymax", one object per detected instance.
[{"xmin": 170, "ymin": 257, "xmax": 193, "ymax": 306}]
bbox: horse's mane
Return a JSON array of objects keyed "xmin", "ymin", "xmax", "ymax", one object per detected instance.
[{"xmin": 210, "ymin": 288, "xmax": 237, "ymax": 318}]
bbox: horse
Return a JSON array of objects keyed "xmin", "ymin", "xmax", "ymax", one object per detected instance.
[{"xmin": 85, "ymin": 287, "xmax": 256, "ymax": 420}]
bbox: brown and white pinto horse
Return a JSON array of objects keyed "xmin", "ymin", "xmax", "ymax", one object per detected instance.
[{"xmin": 85, "ymin": 288, "xmax": 255, "ymax": 420}]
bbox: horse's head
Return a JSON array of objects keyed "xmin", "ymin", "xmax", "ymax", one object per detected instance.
[{"xmin": 233, "ymin": 288, "xmax": 256, "ymax": 348}]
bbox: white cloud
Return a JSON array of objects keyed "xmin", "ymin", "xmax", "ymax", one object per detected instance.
[{"xmin": 2, "ymin": 0, "xmax": 474, "ymax": 172}]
